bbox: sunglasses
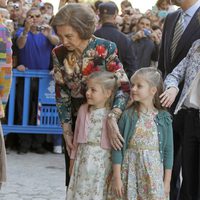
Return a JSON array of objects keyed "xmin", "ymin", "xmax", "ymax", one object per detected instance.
[
  {"xmin": 117, "ymin": 23, "xmax": 124, "ymax": 27},
  {"xmin": 29, "ymin": 14, "xmax": 41, "ymax": 19}
]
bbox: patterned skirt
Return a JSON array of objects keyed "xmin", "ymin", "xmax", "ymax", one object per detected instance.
[{"xmin": 67, "ymin": 143, "xmax": 111, "ymax": 200}]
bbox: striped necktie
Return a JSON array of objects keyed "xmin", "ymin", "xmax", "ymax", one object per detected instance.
[{"xmin": 171, "ymin": 12, "xmax": 185, "ymax": 59}]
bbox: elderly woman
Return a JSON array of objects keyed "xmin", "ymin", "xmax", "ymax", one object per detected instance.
[
  {"xmin": 160, "ymin": 39, "xmax": 200, "ymax": 199},
  {"xmin": 51, "ymin": 3, "xmax": 130, "ymax": 187}
]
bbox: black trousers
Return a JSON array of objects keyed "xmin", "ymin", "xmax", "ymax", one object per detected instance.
[
  {"xmin": 16, "ymin": 77, "xmax": 45, "ymax": 150},
  {"xmin": 170, "ymin": 110, "xmax": 185, "ymax": 200},
  {"xmin": 179, "ymin": 108, "xmax": 200, "ymax": 200}
]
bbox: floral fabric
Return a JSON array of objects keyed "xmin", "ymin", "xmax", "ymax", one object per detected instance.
[
  {"xmin": 0, "ymin": 23, "xmax": 12, "ymax": 118},
  {"xmin": 52, "ymin": 36, "xmax": 130, "ymax": 124},
  {"xmin": 108, "ymin": 111, "xmax": 167, "ymax": 200},
  {"xmin": 67, "ymin": 108, "xmax": 111, "ymax": 200},
  {"xmin": 164, "ymin": 39, "xmax": 200, "ymax": 114}
]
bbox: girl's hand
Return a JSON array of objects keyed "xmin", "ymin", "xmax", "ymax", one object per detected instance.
[
  {"xmin": 112, "ymin": 178, "xmax": 124, "ymax": 198},
  {"xmin": 164, "ymin": 180, "xmax": 170, "ymax": 198},
  {"xmin": 160, "ymin": 87, "xmax": 178, "ymax": 107}
]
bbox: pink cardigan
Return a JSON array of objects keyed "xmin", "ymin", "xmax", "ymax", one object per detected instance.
[{"xmin": 70, "ymin": 104, "xmax": 111, "ymax": 159}]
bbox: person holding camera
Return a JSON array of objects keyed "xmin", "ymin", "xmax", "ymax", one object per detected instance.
[
  {"xmin": 15, "ymin": 6, "xmax": 59, "ymax": 154},
  {"xmin": 130, "ymin": 16, "xmax": 161, "ymax": 69},
  {"xmin": 94, "ymin": 2, "xmax": 137, "ymax": 78},
  {"xmin": 7, "ymin": 0, "xmax": 25, "ymax": 31}
]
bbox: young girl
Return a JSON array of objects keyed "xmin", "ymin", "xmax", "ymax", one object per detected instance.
[
  {"xmin": 67, "ymin": 71, "xmax": 118, "ymax": 200},
  {"xmin": 108, "ymin": 67, "xmax": 173, "ymax": 200}
]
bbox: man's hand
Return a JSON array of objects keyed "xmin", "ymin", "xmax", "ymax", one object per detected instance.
[
  {"xmin": 41, "ymin": 24, "xmax": 52, "ymax": 37},
  {"xmin": 24, "ymin": 16, "xmax": 33, "ymax": 33},
  {"xmin": 16, "ymin": 65, "xmax": 26, "ymax": 71},
  {"xmin": 107, "ymin": 117, "xmax": 124, "ymax": 150}
]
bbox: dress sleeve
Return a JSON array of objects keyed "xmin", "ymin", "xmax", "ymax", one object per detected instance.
[
  {"xmin": 105, "ymin": 42, "xmax": 130, "ymax": 111},
  {"xmin": 164, "ymin": 41, "xmax": 196, "ymax": 89},
  {"xmin": 112, "ymin": 112, "xmax": 126, "ymax": 164},
  {"xmin": 52, "ymin": 50, "xmax": 72, "ymax": 124},
  {"xmin": 163, "ymin": 112, "xmax": 174, "ymax": 169}
]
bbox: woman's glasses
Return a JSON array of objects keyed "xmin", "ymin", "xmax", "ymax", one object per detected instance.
[{"xmin": 29, "ymin": 14, "xmax": 41, "ymax": 19}]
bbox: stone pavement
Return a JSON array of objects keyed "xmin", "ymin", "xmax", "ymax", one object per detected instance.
[{"xmin": 0, "ymin": 151, "xmax": 66, "ymax": 200}]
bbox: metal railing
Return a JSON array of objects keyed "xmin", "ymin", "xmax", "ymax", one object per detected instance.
[{"xmin": 2, "ymin": 69, "xmax": 62, "ymax": 135}]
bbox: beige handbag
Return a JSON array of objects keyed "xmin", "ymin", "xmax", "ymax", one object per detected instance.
[{"xmin": 188, "ymin": 71, "xmax": 200, "ymax": 108}]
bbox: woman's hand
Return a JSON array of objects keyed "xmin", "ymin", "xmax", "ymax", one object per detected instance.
[
  {"xmin": 63, "ymin": 133, "xmax": 74, "ymax": 156},
  {"xmin": 112, "ymin": 177, "xmax": 124, "ymax": 198},
  {"xmin": 107, "ymin": 117, "xmax": 124, "ymax": 150},
  {"xmin": 69, "ymin": 159, "xmax": 74, "ymax": 176},
  {"xmin": 160, "ymin": 87, "xmax": 178, "ymax": 107},
  {"xmin": 62, "ymin": 123, "xmax": 74, "ymax": 156}
]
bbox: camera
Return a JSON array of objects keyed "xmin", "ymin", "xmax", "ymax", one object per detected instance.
[
  {"xmin": 143, "ymin": 28, "xmax": 151, "ymax": 37},
  {"xmin": 8, "ymin": 2, "xmax": 20, "ymax": 10},
  {"xmin": 124, "ymin": 7, "xmax": 133, "ymax": 15},
  {"xmin": 124, "ymin": 9, "xmax": 131, "ymax": 15},
  {"xmin": 13, "ymin": 3, "xmax": 19, "ymax": 9},
  {"xmin": 36, "ymin": 26, "xmax": 45, "ymax": 32}
]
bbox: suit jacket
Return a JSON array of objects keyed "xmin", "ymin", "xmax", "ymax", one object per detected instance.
[{"xmin": 158, "ymin": 7, "xmax": 200, "ymax": 78}]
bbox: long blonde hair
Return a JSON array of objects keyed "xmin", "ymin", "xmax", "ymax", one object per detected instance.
[{"xmin": 129, "ymin": 67, "xmax": 165, "ymax": 113}]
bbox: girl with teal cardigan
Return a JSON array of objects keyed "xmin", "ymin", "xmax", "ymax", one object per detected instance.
[{"xmin": 108, "ymin": 67, "xmax": 173, "ymax": 200}]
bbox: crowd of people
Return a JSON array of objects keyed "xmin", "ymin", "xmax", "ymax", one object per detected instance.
[{"xmin": 0, "ymin": 0, "xmax": 200, "ymax": 200}]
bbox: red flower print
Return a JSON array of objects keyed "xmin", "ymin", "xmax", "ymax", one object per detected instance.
[
  {"xmin": 96, "ymin": 45, "xmax": 107, "ymax": 58},
  {"xmin": 91, "ymin": 66, "xmax": 100, "ymax": 73},
  {"xmin": 108, "ymin": 61, "xmax": 121, "ymax": 72},
  {"xmin": 82, "ymin": 61, "xmax": 94, "ymax": 76}
]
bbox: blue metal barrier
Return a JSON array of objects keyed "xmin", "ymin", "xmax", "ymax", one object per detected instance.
[{"xmin": 2, "ymin": 69, "xmax": 62, "ymax": 135}]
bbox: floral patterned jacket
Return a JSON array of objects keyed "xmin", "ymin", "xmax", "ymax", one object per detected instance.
[
  {"xmin": 164, "ymin": 39, "xmax": 200, "ymax": 114},
  {"xmin": 52, "ymin": 36, "xmax": 130, "ymax": 124},
  {"xmin": 0, "ymin": 23, "xmax": 12, "ymax": 119}
]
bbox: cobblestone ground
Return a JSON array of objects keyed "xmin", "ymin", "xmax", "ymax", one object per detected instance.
[{"xmin": 0, "ymin": 151, "xmax": 66, "ymax": 200}]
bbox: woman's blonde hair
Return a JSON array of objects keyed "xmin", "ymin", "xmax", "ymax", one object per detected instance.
[
  {"xmin": 51, "ymin": 3, "xmax": 96, "ymax": 40},
  {"xmin": 87, "ymin": 71, "xmax": 118, "ymax": 108},
  {"xmin": 130, "ymin": 67, "xmax": 165, "ymax": 112}
]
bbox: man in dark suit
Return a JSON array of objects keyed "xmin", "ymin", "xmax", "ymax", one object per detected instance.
[
  {"xmin": 94, "ymin": 1, "xmax": 137, "ymax": 78},
  {"xmin": 158, "ymin": 0, "xmax": 200, "ymax": 199}
]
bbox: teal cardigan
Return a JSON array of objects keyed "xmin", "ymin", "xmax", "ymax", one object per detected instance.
[{"xmin": 112, "ymin": 108, "xmax": 174, "ymax": 169}]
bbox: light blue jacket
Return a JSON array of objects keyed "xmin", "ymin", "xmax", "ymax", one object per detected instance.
[{"xmin": 164, "ymin": 39, "xmax": 200, "ymax": 114}]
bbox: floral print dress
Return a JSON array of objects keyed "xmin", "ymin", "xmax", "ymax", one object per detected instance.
[
  {"xmin": 67, "ymin": 108, "xmax": 111, "ymax": 200},
  {"xmin": 108, "ymin": 111, "xmax": 166, "ymax": 200}
]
